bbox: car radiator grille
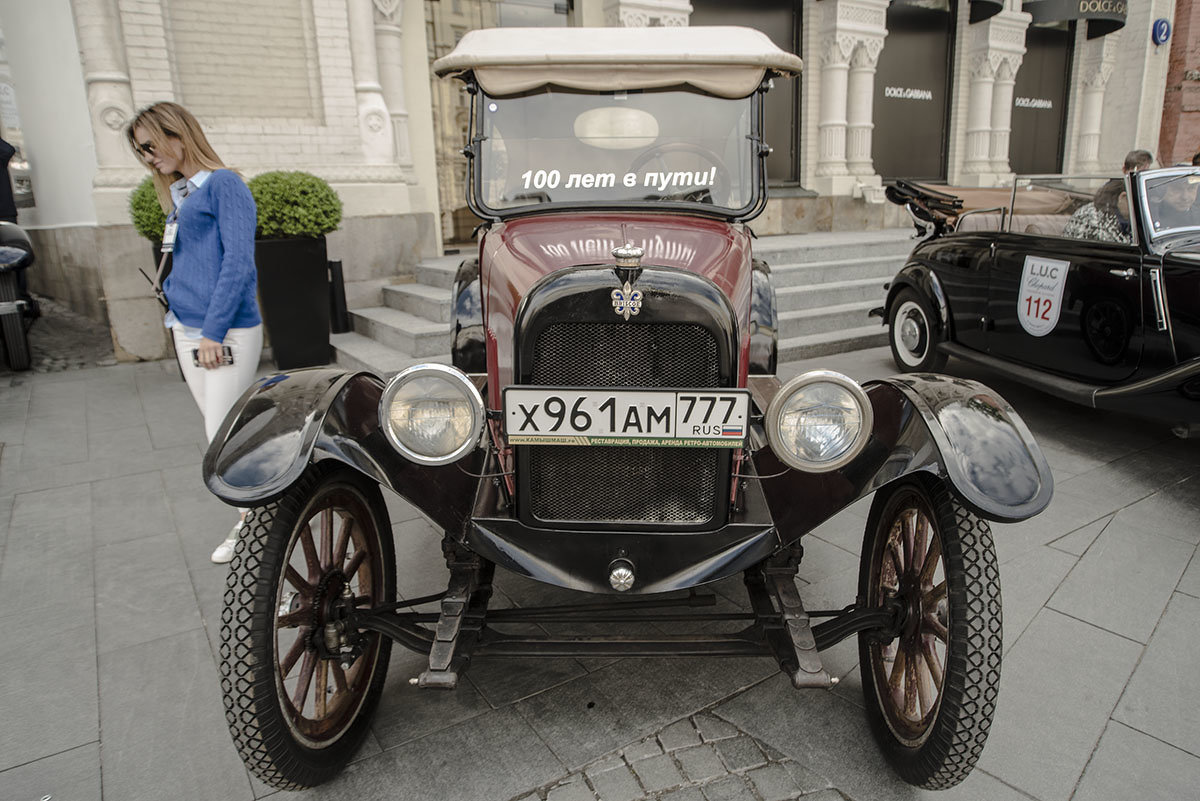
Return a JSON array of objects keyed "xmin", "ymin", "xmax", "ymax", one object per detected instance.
[{"xmin": 527, "ymin": 321, "xmax": 722, "ymax": 525}]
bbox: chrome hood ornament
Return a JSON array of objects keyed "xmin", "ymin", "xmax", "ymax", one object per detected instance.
[{"xmin": 611, "ymin": 243, "xmax": 644, "ymax": 320}]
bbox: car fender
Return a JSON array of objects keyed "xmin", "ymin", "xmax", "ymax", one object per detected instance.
[
  {"xmin": 451, "ymin": 257, "xmax": 486, "ymax": 373},
  {"xmin": 886, "ymin": 261, "xmax": 950, "ymax": 332},
  {"xmin": 202, "ymin": 368, "xmax": 481, "ymax": 534},
  {"xmin": 749, "ymin": 258, "xmax": 777, "ymax": 374},
  {"xmin": 750, "ymin": 372, "xmax": 1052, "ymax": 536}
]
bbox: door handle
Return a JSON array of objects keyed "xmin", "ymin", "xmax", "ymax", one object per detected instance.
[
  {"xmin": 1109, "ymin": 268, "xmax": 1136, "ymax": 279},
  {"xmin": 1150, "ymin": 267, "xmax": 1169, "ymax": 332}
]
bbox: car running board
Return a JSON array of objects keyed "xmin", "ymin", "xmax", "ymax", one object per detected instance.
[{"xmin": 937, "ymin": 342, "xmax": 1101, "ymax": 407}]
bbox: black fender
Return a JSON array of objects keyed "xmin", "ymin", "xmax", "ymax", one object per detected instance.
[
  {"xmin": 451, "ymin": 257, "xmax": 485, "ymax": 373},
  {"xmin": 750, "ymin": 372, "xmax": 1052, "ymax": 538},
  {"xmin": 748, "ymin": 258, "xmax": 777, "ymax": 375},
  {"xmin": 202, "ymin": 368, "xmax": 482, "ymax": 535},
  {"xmin": 884, "ymin": 261, "xmax": 950, "ymax": 334}
]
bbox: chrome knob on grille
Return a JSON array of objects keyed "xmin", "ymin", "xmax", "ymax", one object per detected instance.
[
  {"xmin": 612, "ymin": 243, "xmax": 644, "ymax": 268},
  {"xmin": 608, "ymin": 558, "xmax": 636, "ymax": 592}
]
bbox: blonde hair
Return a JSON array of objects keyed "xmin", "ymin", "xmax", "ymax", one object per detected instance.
[{"xmin": 126, "ymin": 102, "xmax": 227, "ymax": 212}]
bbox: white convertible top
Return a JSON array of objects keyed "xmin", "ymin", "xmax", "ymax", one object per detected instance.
[{"xmin": 433, "ymin": 26, "xmax": 803, "ymax": 99}]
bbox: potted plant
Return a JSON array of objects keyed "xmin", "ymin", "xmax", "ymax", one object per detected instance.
[
  {"xmin": 129, "ymin": 176, "xmax": 170, "ymax": 288},
  {"xmin": 248, "ymin": 170, "xmax": 343, "ymax": 370}
]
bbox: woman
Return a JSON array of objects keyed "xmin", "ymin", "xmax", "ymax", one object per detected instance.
[
  {"xmin": 1062, "ymin": 179, "xmax": 1132, "ymax": 244},
  {"xmin": 127, "ymin": 102, "xmax": 262, "ymax": 563}
]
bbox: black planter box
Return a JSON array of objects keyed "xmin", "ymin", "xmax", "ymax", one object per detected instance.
[{"xmin": 255, "ymin": 236, "xmax": 331, "ymax": 370}]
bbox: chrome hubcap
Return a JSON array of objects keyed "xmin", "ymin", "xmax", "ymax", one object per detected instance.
[{"xmin": 900, "ymin": 317, "xmax": 922, "ymax": 352}]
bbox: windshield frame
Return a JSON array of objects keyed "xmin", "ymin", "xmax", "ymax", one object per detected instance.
[
  {"xmin": 1137, "ymin": 166, "xmax": 1200, "ymax": 246},
  {"xmin": 463, "ymin": 79, "xmax": 770, "ymax": 223}
]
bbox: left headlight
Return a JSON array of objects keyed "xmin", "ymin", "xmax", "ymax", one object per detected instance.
[
  {"xmin": 379, "ymin": 364, "xmax": 485, "ymax": 465},
  {"xmin": 765, "ymin": 370, "xmax": 873, "ymax": 472}
]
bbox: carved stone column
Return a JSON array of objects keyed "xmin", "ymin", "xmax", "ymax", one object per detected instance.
[
  {"xmin": 989, "ymin": 55, "xmax": 1021, "ymax": 175},
  {"xmin": 69, "ymin": 0, "xmax": 140, "ymax": 182},
  {"xmin": 1073, "ymin": 35, "xmax": 1119, "ymax": 174},
  {"xmin": 846, "ymin": 39, "xmax": 884, "ymax": 178},
  {"xmin": 347, "ymin": 0, "xmax": 395, "ymax": 164},
  {"xmin": 962, "ymin": 55, "xmax": 996, "ymax": 177},
  {"xmin": 811, "ymin": 0, "xmax": 887, "ymax": 196},
  {"xmin": 373, "ymin": 0, "xmax": 415, "ymax": 178},
  {"xmin": 959, "ymin": 8, "xmax": 1029, "ymax": 186},
  {"xmin": 602, "ymin": 0, "xmax": 692, "ymax": 27}
]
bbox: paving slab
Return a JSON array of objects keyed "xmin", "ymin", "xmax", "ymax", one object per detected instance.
[
  {"xmin": 1047, "ymin": 514, "xmax": 1110, "ymax": 557},
  {"xmin": 98, "ymin": 627, "xmax": 253, "ymax": 801},
  {"xmin": 0, "ymin": 741, "xmax": 101, "ymax": 801},
  {"xmin": 1073, "ymin": 720, "xmax": 1200, "ymax": 801},
  {"xmin": 90, "ymin": 469, "xmax": 175, "ymax": 546},
  {"xmin": 0, "ymin": 623, "xmax": 99, "ymax": 773},
  {"xmin": 1047, "ymin": 517, "xmax": 1193, "ymax": 643},
  {"xmin": 1179, "ymin": 551, "xmax": 1200, "ymax": 598},
  {"xmin": 1109, "ymin": 474, "xmax": 1200, "ymax": 545},
  {"xmin": 978, "ymin": 609, "xmax": 1143, "ymax": 801},
  {"xmin": 371, "ymin": 646, "xmax": 494, "ymax": 749},
  {"xmin": 1113, "ymin": 592, "xmax": 1200, "ymax": 756},
  {"xmin": 998, "ymin": 544, "xmax": 1078, "ymax": 649}
]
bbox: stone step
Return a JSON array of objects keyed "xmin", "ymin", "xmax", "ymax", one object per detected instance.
[
  {"xmin": 778, "ymin": 323, "xmax": 889, "ymax": 362},
  {"xmin": 752, "ymin": 228, "xmax": 916, "ymax": 265},
  {"xmin": 415, "ymin": 254, "xmax": 464, "ymax": 290},
  {"xmin": 330, "ymin": 331, "xmax": 450, "ymax": 378},
  {"xmin": 383, "ymin": 283, "xmax": 453, "ymax": 323},
  {"xmin": 348, "ymin": 306, "xmax": 451, "ymax": 358},
  {"xmin": 775, "ymin": 276, "xmax": 889, "ymax": 312},
  {"xmin": 768, "ymin": 254, "xmax": 905, "ymax": 287},
  {"xmin": 778, "ymin": 300, "xmax": 880, "ymax": 339}
]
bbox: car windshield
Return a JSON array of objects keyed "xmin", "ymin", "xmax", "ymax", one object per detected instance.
[
  {"xmin": 476, "ymin": 87, "xmax": 757, "ymax": 216},
  {"xmin": 1140, "ymin": 168, "xmax": 1200, "ymax": 240}
]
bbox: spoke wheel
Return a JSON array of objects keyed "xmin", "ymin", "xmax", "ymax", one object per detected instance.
[
  {"xmin": 888, "ymin": 288, "xmax": 947, "ymax": 373},
  {"xmin": 858, "ymin": 478, "xmax": 1001, "ymax": 789},
  {"xmin": 220, "ymin": 467, "xmax": 394, "ymax": 790}
]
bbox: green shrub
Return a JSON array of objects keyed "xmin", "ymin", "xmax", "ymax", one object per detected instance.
[
  {"xmin": 248, "ymin": 171, "xmax": 343, "ymax": 238},
  {"xmin": 129, "ymin": 176, "xmax": 167, "ymax": 242}
]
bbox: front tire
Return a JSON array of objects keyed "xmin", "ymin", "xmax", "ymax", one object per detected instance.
[
  {"xmin": 0, "ymin": 272, "xmax": 30, "ymax": 370},
  {"xmin": 858, "ymin": 478, "xmax": 1001, "ymax": 789},
  {"xmin": 888, "ymin": 288, "xmax": 947, "ymax": 373},
  {"xmin": 220, "ymin": 467, "xmax": 394, "ymax": 790}
]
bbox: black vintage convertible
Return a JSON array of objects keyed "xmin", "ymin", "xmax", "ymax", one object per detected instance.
[{"xmin": 876, "ymin": 168, "xmax": 1200, "ymax": 436}]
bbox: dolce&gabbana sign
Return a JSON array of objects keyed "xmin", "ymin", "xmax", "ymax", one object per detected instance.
[{"xmin": 1025, "ymin": 0, "xmax": 1127, "ymax": 27}]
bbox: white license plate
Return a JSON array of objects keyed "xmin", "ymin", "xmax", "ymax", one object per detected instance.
[{"xmin": 503, "ymin": 388, "xmax": 750, "ymax": 447}]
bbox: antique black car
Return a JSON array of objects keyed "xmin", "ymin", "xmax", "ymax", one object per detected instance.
[
  {"xmin": 877, "ymin": 169, "xmax": 1200, "ymax": 435},
  {"xmin": 204, "ymin": 27, "xmax": 1052, "ymax": 791}
]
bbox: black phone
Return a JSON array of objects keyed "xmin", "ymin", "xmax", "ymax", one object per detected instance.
[{"xmin": 192, "ymin": 345, "xmax": 234, "ymax": 367}]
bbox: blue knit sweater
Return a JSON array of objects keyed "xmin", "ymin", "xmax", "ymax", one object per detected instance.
[{"xmin": 163, "ymin": 168, "xmax": 262, "ymax": 342}]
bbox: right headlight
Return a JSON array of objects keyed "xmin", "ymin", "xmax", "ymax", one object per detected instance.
[
  {"xmin": 378, "ymin": 364, "xmax": 484, "ymax": 465},
  {"xmin": 765, "ymin": 370, "xmax": 873, "ymax": 472}
]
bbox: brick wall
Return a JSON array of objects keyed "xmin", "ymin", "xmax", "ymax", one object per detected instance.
[{"xmin": 1160, "ymin": 0, "xmax": 1200, "ymax": 164}]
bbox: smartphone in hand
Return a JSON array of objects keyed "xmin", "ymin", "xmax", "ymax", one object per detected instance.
[{"xmin": 192, "ymin": 345, "xmax": 234, "ymax": 367}]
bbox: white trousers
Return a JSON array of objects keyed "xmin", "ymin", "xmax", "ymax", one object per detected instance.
[{"xmin": 172, "ymin": 323, "xmax": 264, "ymax": 443}]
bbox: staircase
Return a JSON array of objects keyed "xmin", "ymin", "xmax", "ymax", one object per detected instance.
[{"xmin": 330, "ymin": 228, "xmax": 916, "ymax": 377}]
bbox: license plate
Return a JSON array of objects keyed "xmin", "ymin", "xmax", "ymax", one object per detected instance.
[{"xmin": 503, "ymin": 388, "xmax": 750, "ymax": 447}]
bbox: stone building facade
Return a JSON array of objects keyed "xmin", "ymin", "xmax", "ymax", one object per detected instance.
[{"xmin": 0, "ymin": 0, "xmax": 439, "ymax": 361}]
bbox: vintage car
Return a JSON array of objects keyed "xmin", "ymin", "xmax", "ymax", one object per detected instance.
[
  {"xmin": 876, "ymin": 170, "xmax": 1200, "ymax": 435},
  {"xmin": 204, "ymin": 27, "xmax": 1053, "ymax": 791}
]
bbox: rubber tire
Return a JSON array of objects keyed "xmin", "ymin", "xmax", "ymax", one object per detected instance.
[
  {"xmin": 888, "ymin": 288, "xmax": 947, "ymax": 373},
  {"xmin": 858, "ymin": 478, "xmax": 1002, "ymax": 789},
  {"xmin": 219, "ymin": 466, "xmax": 394, "ymax": 790},
  {"xmin": 0, "ymin": 272, "xmax": 30, "ymax": 370}
]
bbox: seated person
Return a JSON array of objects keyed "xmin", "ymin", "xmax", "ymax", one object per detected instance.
[
  {"xmin": 1149, "ymin": 176, "xmax": 1198, "ymax": 232},
  {"xmin": 1062, "ymin": 180, "xmax": 1132, "ymax": 244}
]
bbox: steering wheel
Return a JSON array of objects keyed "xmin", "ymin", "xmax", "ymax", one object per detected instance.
[{"xmin": 628, "ymin": 142, "xmax": 732, "ymax": 204}]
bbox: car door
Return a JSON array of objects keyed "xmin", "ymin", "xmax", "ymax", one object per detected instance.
[{"xmin": 985, "ymin": 234, "xmax": 1144, "ymax": 384}]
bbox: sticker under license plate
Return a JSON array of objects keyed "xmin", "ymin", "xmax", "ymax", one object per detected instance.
[{"xmin": 504, "ymin": 388, "xmax": 750, "ymax": 447}]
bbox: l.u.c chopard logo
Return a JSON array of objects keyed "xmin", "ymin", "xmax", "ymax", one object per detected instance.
[{"xmin": 611, "ymin": 282, "xmax": 643, "ymax": 320}]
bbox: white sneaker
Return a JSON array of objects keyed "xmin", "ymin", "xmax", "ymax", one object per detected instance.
[{"xmin": 211, "ymin": 520, "xmax": 243, "ymax": 564}]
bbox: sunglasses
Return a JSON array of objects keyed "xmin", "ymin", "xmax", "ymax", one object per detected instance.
[{"xmin": 135, "ymin": 140, "xmax": 156, "ymax": 158}]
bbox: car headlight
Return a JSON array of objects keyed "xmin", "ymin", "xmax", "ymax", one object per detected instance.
[
  {"xmin": 765, "ymin": 370, "xmax": 873, "ymax": 472},
  {"xmin": 379, "ymin": 364, "xmax": 485, "ymax": 465}
]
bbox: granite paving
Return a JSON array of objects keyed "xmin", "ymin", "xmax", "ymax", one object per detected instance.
[{"xmin": 1, "ymin": 344, "xmax": 1197, "ymax": 800}]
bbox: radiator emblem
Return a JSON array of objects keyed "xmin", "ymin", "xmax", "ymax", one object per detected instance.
[{"xmin": 611, "ymin": 281, "xmax": 643, "ymax": 320}]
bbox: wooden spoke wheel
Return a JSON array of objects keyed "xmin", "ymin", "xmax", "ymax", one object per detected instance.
[
  {"xmin": 858, "ymin": 479, "xmax": 1001, "ymax": 789},
  {"xmin": 220, "ymin": 467, "xmax": 394, "ymax": 790}
]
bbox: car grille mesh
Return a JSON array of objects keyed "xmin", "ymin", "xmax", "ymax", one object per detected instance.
[{"xmin": 527, "ymin": 322, "xmax": 722, "ymax": 525}]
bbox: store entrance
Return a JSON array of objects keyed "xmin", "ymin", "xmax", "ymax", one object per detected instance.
[
  {"xmin": 872, "ymin": 0, "xmax": 955, "ymax": 181},
  {"xmin": 1010, "ymin": 24, "xmax": 1073, "ymax": 175}
]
